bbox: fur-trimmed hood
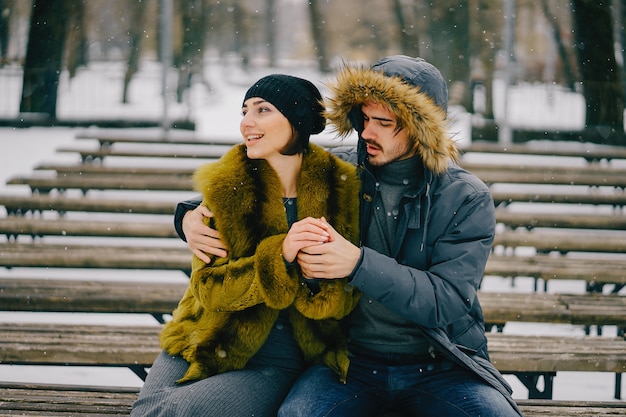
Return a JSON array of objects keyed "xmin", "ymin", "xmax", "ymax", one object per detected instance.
[{"xmin": 323, "ymin": 55, "xmax": 459, "ymax": 174}]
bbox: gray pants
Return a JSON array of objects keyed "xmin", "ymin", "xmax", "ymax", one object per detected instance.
[{"xmin": 131, "ymin": 321, "xmax": 306, "ymax": 417}]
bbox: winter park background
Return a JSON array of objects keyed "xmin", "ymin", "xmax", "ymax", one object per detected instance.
[{"xmin": 0, "ymin": 59, "xmax": 624, "ymax": 402}]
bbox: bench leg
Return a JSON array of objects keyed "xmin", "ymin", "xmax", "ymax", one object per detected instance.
[
  {"xmin": 616, "ymin": 373, "xmax": 622, "ymax": 400},
  {"xmin": 513, "ymin": 372, "xmax": 555, "ymax": 399}
]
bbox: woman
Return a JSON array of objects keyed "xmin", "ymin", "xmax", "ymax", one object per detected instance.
[{"xmin": 131, "ymin": 74, "xmax": 361, "ymax": 417}]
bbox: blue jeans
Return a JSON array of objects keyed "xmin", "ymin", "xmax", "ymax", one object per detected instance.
[{"xmin": 278, "ymin": 352, "xmax": 520, "ymax": 417}]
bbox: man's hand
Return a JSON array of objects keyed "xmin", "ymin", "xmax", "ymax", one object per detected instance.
[
  {"xmin": 297, "ymin": 220, "xmax": 361, "ymax": 279},
  {"xmin": 182, "ymin": 205, "xmax": 228, "ymax": 263},
  {"xmin": 282, "ymin": 217, "xmax": 331, "ymax": 263}
]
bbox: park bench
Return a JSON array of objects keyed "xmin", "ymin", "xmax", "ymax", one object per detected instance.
[
  {"xmin": 1, "ymin": 321, "xmax": 624, "ymax": 399},
  {"xmin": 2, "ymin": 132, "xmax": 625, "ymax": 405},
  {"xmin": 6, "ymin": 173, "xmax": 193, "ymax": 195},
  {"xmin": 1, "ymin": 277, "xmax": 624, "ymax": 334},
  {"xmin": 466, "ymin": 141, "xmax": 626, "ymax": 163},
  {"xmin": 495, "ymin": 210, "xmax": 626, "ymax": 231},
  {"xmin": 9, "ymin": 173, "xmax": 626, "ymax": 207},
  {"xmin": 1, "ymin": 274, "xmax": 624, "ymax": 401},
  {"xmin": 0, "ymin": 243, "xmax": 191, "ymax": 273},
  {"xmin": 35, "ymin": 161, "xmax": 626, "ymax": 190},
  {"xmin": 0, "ymin": 217, "xmax": 177, "ymax": 240},
  {"xmin": 2, "ymin": 382, "xmax": 624, "ymax": 417},
  {"xmin": 1, "ymin": 241, "xmax": 625, "ymax": 289},
  {"xmin": 0, "ymin": 194, "xmax": 177, "ymax": 216}
]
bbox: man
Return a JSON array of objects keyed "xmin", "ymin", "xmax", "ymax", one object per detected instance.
[{"xmin": 174, "ymin": 56, "xmax": 522, "ymax": 417}]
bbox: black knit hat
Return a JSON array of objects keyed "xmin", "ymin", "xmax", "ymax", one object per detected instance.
[{"xmin": 243, "ymin": 74, "xmax": 326, "ymax": 146}]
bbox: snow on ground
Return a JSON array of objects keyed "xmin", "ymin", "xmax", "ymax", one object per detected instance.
[{"xmin": 0, "ymin": 61, "xmax": 624, "ymax": 401}]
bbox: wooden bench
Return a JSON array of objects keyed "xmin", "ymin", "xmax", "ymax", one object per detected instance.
[
  {"xmin": 1, "ymin": 273, "xmax": 624, "ymax": 400},
  {"xmin": 37, "ymin": 161, "xmax": 626, "ymax": 187},
  {"xmin": 2, "ymin": 241, "xmax": 625, "ymax": 289},
  {"xmin": 0, "ymin": 243, "xmax": 191, "ymax": 274},
  {"xmin": 467, "ymin": 141, "xmax": 626, "ymax": 163},
  {"xmin": 486, "ymin": 253, "xmax": 626, "ymax": 291},
  {"xmin": 1, "ymin": 321, "xmax": 624, "ymax": 399},
  {"xmin": 2, "ymin": 382, "xmax": 624, "ymax": 417},
  {"xmin": 494, "ymin": 229, "xmax": 626, "ymax": 255},
  {"xmin": 495, "ymin": 210, "xmax": 626, "ymax": 231},
  {"xmin": 0, "ymin": 217, "xmax": 177, "ymax": 240},
  {"xmin": 56, "ymin": 145, "xmax": 232, "ymax": 163},
  {"xmin": 0, "ymin": 277, "xmax": 185, "ymax": 323},
  {"xmin": 1, "ymin": 277, "xmax": 623, "ymax": 334},
  {"xmin": 0, "ymin": 194, "xmax": 178, "ymax": 216},
  {"xmin": 9, "ymin": 174, "xmax": 626, "ymax": 208},
  {"xmin": 2, "ymin": 133, "xmax": 625, "ymax": 405},
  {"xmin": 6, "ymin": 174, "xmax": 193, "ymax": 194}
]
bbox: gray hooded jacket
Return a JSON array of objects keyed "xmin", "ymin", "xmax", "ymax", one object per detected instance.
[{"xmin": 325, "ymin": 55, "xmax": 522, "ymax": 416}]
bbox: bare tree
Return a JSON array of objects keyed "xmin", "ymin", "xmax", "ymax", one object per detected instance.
[
  {"xmin": 232, "ymin": 0, "xmax": 250, "ymax": 69},
  {"xmin": 122, "ymin": 0, "xmax": 148, "ymax": 104},
  {"xmin": 572, "ymin": 0, "xmax": 623, "ymax": 140},
  {"xmin": 65, "ymin": 0, "xmax": 88, "ymax": 79},
  {"xmin": 0, "ymin": 0, "xmax": 12, "ymax": 65},
  {"xmin": 540, "ymin": 0, "xmax": 576, "ymax": 90},
  {"xmin": 390, "ymin": 0, "xmax": 419, "ymax": 57},
  {"xmin": 266, "ymin": 0, "xmax": 277, "ymax": 67},
  {"xmin": 174, "ymin": 0, "xmax": 210, "ymax": 102},
  {"xmin": 19, "ymin": 0, "xmax": 72, "ymax": 119},
  {"xmin": 308, "ymin": 0, "xmax": 330, "ymax": 73}
]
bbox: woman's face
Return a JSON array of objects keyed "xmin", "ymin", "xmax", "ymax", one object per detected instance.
[{"xmin": 241, "ymin": 97, "xmax": 293, "ymax": 160}]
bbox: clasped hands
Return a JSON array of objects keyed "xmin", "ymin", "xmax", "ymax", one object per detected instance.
[
  {"xmin": 183, "ymin": 206, "xmax": 360, "ymax": 279},
  {"xmin": 281, "ymin": 216, "xmax": 361, "ymax": 280}
]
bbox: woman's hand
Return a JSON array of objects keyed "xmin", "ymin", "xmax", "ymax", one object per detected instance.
[{"xmin": 282, "ymin": 217, "xmax": 331, "ymax": 263}]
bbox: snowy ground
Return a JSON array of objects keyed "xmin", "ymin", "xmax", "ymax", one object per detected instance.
[{"xmin": 0, "ymin": 61, "xmax": 624, "ymax": 401}]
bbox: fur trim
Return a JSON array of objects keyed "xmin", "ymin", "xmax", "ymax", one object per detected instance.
[
  {"xmin": 161, "ymin": 143, "xmax": 361, "ymax": 383},
  {"xmin": 324, "ymin": 64, "xmax": 459, "ymax": 174}
]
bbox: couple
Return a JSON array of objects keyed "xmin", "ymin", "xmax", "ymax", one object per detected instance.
[{"xmin": 131, "ymin": 55, "xmax": 523, "ymax": 417}]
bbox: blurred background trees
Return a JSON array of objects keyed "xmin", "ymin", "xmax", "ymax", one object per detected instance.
[{"xmin": 0, "ymin": 0, "xmax": 624, "ymax": 143}]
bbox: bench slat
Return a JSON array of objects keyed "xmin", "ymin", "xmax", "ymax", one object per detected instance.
[
  {"xmin": 2, "ymin": 243, "xmax": 625, "ymax": 285},
  {"xmin": 0, "ymin": 243, "xmax": 191, "ymax": 270},
  {"xmin": 36, "ymin": 161, "xmax": 626, "ymax": 188},
  {"xmin": 494, "ymin": 230, "xmax": 626, "ymax": 254},
  {"xmin": 7, "ymin": 174, "xmax": 193, "ymax": 193},
  {"xmin": 1, "ymin": 323, "xmax": 624, "ymax": 374},
  {"xmin": 0, "ymin": 218, "xmax": 178, "ymax": 239},
  {"xmin": 0, "ymin": 278, "xmax": 186, "ymax": 313},
  {"xmin": 6, "ymin": 382, "xmax": 624, "ymax": 417},
  {"xmin": 1, "ymin": 277, "xmax": 623, "ymax": 328},
  {"xmin": 0, "ymin": 323, "xmax": 160, "ymax": 366},
  {"xmin": 486, "ymin": 254, "xmax": 626, "ymax": 284},
  {"xmin": 0, "ymin": 194, "xmax": 178, "ymax": 215},
  {"xmin": 495, "ymin": 210, "xmax": 626, "ymax": 231},
  {"xmin": 467, "ymin": 142, "xmax": 626, "ymax": 162},
  {"xmin": 9, "ymin": 175, "xmax": 626, "ymax": 207}
]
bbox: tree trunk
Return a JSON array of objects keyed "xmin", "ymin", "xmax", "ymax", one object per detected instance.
[
  {"xmin": 65, "ymin": 0, "xmax": 87, "ymax": 79},
  {"xmin": 391, "ymin": 0, "xmax": 419, "ymax": 57},
  {"xmin": 19, "ymin": 0, "xmax": 71, "ymax": 118},
  {"xmin": 266, "ymin": 0, "xmax": 277, "ymax": 67},
  {"xmin": 0, "ymin": 0, "xmax": 11, "ymax": 64},
  {"xmin": 308, "ymin": 0, "xmax": 330, "ymax": 73},
  {"xmin": 123, "ymin": 0, "xmax": 148, "ymax": 104},
  {"xmin": 540, "ymin": 0, "xmax": 576, "ymax": 90},
  {"xmin": 572, "ymin": 0, "xmax": 624, "ymax": 141},
  {"xmin": 429, "ymin": 1, "xmax": 471, "ymax": 108}
]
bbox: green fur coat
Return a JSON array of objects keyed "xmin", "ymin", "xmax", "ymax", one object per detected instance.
[{"xmin": 160, "ymin": 143, "xmax": 361, "ymax": 384}]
